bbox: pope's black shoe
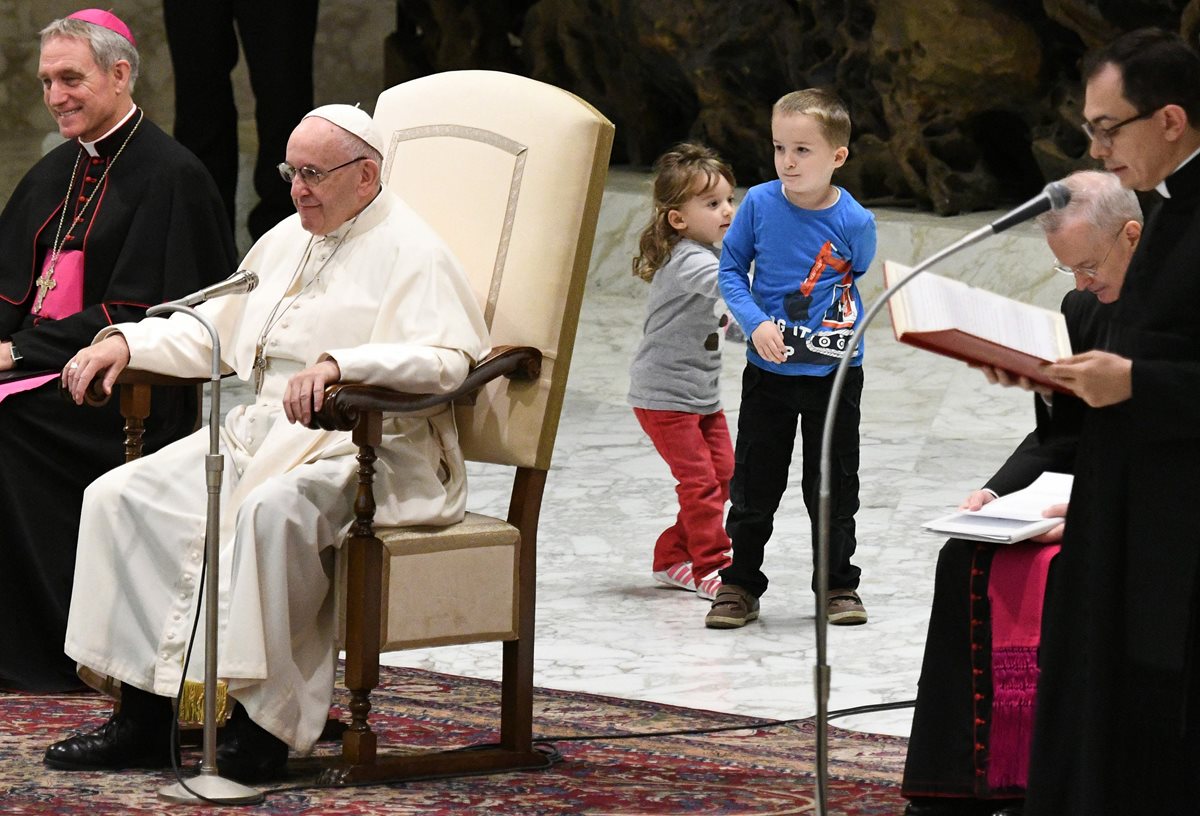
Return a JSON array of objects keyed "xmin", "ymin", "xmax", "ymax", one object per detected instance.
[
  {"xmin": 215, "ymin": 702, "xmax": 289, "ymax": 783},
  {"xmin": 44, "ymin": 712, "xmax": 177, "ymax": 770}
]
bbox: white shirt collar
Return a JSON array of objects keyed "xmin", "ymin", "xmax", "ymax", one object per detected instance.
[
  {"xmin": 1156, "ymin": 144, "xmax": 1200, "ymax": 198},
  {"xmin": 79, "ymin": 104, "xmax": 137, "ymax": 158}
]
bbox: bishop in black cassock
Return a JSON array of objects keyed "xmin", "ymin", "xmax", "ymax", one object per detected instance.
[{"xmin": 0, "ymin": 11, "xmax": 235, "ymax": 691}]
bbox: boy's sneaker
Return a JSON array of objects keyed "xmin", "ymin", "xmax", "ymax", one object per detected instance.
[
  {"xmin": 704, "ymin": 584, "xmax": 759, "ymax": 629},
  {"xmin": 827, "ymin": 589, "xmax": 868, "ymax": 625},
  {"xmin": 653, "ymin": 561, "xmax": 696, "ymax": 592},
  {"xmin": 695, "ymin": 573, "xmax": 722, "ymax": 601}
]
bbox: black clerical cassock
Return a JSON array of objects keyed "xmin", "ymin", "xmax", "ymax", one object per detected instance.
[{"xmin": 0, "ymin": 108, "xmax": 236, "ymax": 691}]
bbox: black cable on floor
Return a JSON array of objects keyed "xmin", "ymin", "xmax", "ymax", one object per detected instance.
[
  {"xmin": 177, "ymin": 698, "xmax": 917, "ymax": 802},
  {"xmin": 534, "ymin": 697, "xmax": 917, "ymax": 742}
]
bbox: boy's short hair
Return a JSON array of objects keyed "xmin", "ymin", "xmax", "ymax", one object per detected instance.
[{"xmin": 773, "ymin": 89, "xmax": 852, "ymax": 147}]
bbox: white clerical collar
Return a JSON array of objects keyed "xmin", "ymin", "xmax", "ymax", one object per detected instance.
[
  {"xmin": 79, "ymin": 104, "xmax": 137, "ymax": 158},
  {"xmin": 1156, "ymin": 144, "xmax": 1200, "ymax": 198}
]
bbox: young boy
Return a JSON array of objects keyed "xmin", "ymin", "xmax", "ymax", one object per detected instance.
[{"xmin": 708, "ymin": 88, "xmax": 877, "ymax": 629}]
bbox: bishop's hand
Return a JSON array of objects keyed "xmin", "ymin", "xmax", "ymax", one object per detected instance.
[{"xmin": 65, "ymin": 334, "xmax": 131, "ymax": 404}]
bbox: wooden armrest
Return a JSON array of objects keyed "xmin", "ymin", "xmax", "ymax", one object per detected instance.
[
  {"xmin": 73, "ymin": 369, "xmax": 213, "ymax": 408},
  {"xmin": 310, "ymin": 345, "xmax": 542, "ymax": 432}
]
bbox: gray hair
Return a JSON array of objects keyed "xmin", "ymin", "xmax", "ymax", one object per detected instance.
[
  {"xmin": 40, "ymin": 18, "xmax": 140, "ymax": 93},
  {"xmin": 1037, "ymin": 170, "xmax": 1142, "ymax": 235}
]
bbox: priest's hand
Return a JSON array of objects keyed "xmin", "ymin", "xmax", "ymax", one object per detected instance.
[
  {"xmin": 283, "ymin": 359, "xmax": 341, "ymax": 425},
  {"xmin": 969, "ymin": 363, "xmax": 1053, "ymax": 397},
  {"xmin": 1030, "ymin": 502, "xmax": 1069, "ymax": 544},
  {"xmin": 1044, "ymin": 350, "xmax": 1132, "ymax": 407},
  {"xmin": 64, "ymin": 335, "xmax": 131, "ymax": 404}
]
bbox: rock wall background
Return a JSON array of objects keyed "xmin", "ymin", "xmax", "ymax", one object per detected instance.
[
  {"xmin": 384, "ymin": 0, "xmax": 1200, "ymax": 213},
  {"xmin": 0, "ymin": 1, "xmax": 393, "ymax": 145},
  {"xmin": 3, "ymin": 2, "xmax": 1198, "ymax": 215}
]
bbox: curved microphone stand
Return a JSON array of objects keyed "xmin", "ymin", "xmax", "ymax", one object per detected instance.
[
  {"xmin": 148, "ymin": 303, "xmax": 263, "ymax": 806},
  {"xmin": 810, "ymin": 181, "xmax": 1070, "ymax": 814}
]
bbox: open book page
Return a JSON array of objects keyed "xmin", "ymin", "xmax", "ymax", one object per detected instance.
[
  {"xmin": 921, "ymin": 472, "xmax": 1072, "ymax": 544},
  {"xmin": 884, "ymin": 261, "xmax": 1071, "ymax": 362},
  {"xmin": 972, "ymin": 472, "xmax": 1073, "ymax": 520}
]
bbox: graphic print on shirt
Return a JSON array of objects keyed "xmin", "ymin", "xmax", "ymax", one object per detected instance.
[{"xmin": 775, "ymin": 240, "xmax": 860, "ymax": 364}]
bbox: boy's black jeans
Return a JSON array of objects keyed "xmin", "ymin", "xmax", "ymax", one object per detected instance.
[{"xmin": 720, "ymin": 363, "xmax": 864, "ymax": 598}]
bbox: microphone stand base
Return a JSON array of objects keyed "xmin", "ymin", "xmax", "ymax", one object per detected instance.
[{"xmin": 158, "ymin": 773, "xmax": 264, "ymax": 805}]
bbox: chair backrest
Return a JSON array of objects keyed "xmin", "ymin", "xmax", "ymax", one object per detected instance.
[{"xmin": 372, "ymin": 70, "xmax": 614, "ymax": 471}]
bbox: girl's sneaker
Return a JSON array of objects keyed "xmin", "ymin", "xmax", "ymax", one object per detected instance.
[
  {"xmin": 653, "ymin": 561, "xmax": 696, "ymax": 592},
  {"xmin": 695, "ymin": 573, "xmax": 722, "ymax": 601}
]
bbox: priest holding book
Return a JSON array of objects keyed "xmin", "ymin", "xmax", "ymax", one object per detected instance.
[
  {"xmin": 1023, "ymin": 28, "xmax": 1200, "ymax": 816},
  {"xmin": 0, "ymin": 10, "xmax": 234, "ymax": 692},
  {"xmin": 902, "ymin": 169, "xmax": 1141, "ymax": 816}
]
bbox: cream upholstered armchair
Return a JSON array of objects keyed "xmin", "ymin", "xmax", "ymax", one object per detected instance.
[
  {"xmin": 311, "ymin": 70, "xmax": 614, "ymax": 782},
  {"xmin": 95, "ymin": 71, "xmax": 613, "ymax": 782}
]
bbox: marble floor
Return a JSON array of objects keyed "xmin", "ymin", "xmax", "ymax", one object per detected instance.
[
  {"xmin": 0, "ymin": 129, "xmax": 1067, "ymax": 742},
  {"xmin": 380, "ymin": 171, "xmax": 1065, "ymax": 741}
]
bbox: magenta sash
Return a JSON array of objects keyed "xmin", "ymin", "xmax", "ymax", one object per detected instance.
[
  {"xmin": 986, "ymin": 541, "xmax": 1059, "ymax": 790},
  {"xmin": 37, "ymin": 248, "xmax": 85, "ymax": 319},
  {"xmin": 0, "ymin": 373, "xmax": 59, "ymax": 404}
]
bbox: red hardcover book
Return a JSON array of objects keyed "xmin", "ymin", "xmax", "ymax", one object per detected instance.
[{"xmin": 883, "ymin": 261, "xmax": 1072, "ymax": 393}]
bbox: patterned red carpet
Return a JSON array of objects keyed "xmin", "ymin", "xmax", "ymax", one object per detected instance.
[{"xmin": 1, "ymin": 666, "xmax": 907, "ymax": 814}]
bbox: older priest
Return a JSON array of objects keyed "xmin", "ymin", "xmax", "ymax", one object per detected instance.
[{"xmin": 0, "ymin": 9, "xmax": 234, "ymax": 691}]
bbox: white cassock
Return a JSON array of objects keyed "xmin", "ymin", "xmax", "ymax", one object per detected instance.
[{"xmin": 64, "ymin": 188, "xmax": 489, "ymax": 752}]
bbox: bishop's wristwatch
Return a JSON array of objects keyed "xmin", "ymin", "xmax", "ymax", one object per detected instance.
[{"xmin": 8, "ymin": 343, "xmax": 21, "ymax": 365}]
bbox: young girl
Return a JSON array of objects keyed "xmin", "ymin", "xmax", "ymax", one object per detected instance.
[{"xmin": 628, "ymin": 143, "xmax": 737, "ymax": 602}]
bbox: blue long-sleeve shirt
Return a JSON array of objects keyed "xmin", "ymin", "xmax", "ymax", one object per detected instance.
[{"xmin": 719, "ymin": 181, "xmax": 876, "ymax": 376}]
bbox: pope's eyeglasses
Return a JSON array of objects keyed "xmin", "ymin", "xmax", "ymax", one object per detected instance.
[{"xmin": 277, "ymin": 156, "xmax": 367, "ymax": 186}]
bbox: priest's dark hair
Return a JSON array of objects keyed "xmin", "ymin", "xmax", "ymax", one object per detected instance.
[
  {"xmin": 1083, "ymin": 27, "xmax": 1200, "ymax": 129},
  {"xmin": 39, "ymin": 17, "xmax": 141, "ymax": 93}
]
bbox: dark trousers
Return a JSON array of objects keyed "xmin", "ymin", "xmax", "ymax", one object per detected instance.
[
  {"xmin": 163, "ymin": 0, "xmax": 319, "ymax": 240},
  {"xmin": 720, "ymin": 363, "xmax": 863, "ymax": 597}
]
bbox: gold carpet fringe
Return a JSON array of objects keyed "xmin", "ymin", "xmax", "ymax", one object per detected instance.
[{"xmin": 75, "ymin": 665, "xmax": 230, "ymax": 728}]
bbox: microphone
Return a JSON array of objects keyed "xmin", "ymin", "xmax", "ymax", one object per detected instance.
[
  {"xmin": 988, "ymin": 181, "xmax": 1072, "ymax": 234},
  {"xmin": 169, "ymin": 269, "xmax": 259, "ymax": 307},
  {"xmin": 808, "ymin": 175, "xmax": 1073, "ymax": 814}
]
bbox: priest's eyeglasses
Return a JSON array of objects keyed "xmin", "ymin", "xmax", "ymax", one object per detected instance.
[
  {"xmin": 277, "ymin": 157, "xmax": 367, "ymax": 186},
  {"xmin": 1053, "ymin": 230, "xmax": 1122, "ymax": 278},
  {"xmin": 1081, "ymin": 109, "xmax": 1156, "ymax": 149}
]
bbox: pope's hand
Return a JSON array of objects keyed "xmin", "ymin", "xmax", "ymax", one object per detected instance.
[
  {"xmin": 283, "ymin": 359, "xmax": 341, "ymax": 425},
  {"xmin": 64, "ymin": 335, "xmax": 131, "ymax": 404}
]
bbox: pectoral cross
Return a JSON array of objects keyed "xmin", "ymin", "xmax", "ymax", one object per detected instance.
[
  {"xmin": 32, "ymin": 271, "xmax": 56, "ymax": 314},
  {"xmin": 253, "ymin": 342, "xmax": 267, "ymax": 394}
]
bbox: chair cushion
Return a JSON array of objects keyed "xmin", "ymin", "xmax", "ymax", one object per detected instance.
[{"xmin": 335, "ymin": 512, "xmax": 520, "ymax": 651}]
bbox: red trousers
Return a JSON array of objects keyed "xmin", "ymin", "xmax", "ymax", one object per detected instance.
[{"xmin": 634, "ymin": 407, "xmax": 734, "ymax": 581}]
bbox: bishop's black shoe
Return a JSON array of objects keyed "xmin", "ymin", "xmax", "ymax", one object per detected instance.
[
  {"xmin": 215, "ymin": 702, "xmax": 289, "ymax": 783},
  {"xmin": 904, "ymin": 798, "xmax": 1023, "ymax": 816},
  {"xmin": 44, "ymin": 706, "xmax": 177, "ymax": 771}
]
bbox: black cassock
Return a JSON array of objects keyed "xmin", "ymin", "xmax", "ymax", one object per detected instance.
[
  {"xmin": 1027, "ymin": 156, "xmax": 1200, "ymax": 815},
  {"xmin": 903, "ymin": 290, "xmax": 1108, "ymax": 807},
  {"xmin": 0, "ymin": 109, "xmax": 236, "ymax": 691}
]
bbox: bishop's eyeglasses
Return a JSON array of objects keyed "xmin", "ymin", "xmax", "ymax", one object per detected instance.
[
  {"xmin": 1053, "ymin": 229, "xmax": 1122, "ymax": 278},
  {"xmin": 277, "ymin": 156, "xmax": 367, "ymax": 186}
]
